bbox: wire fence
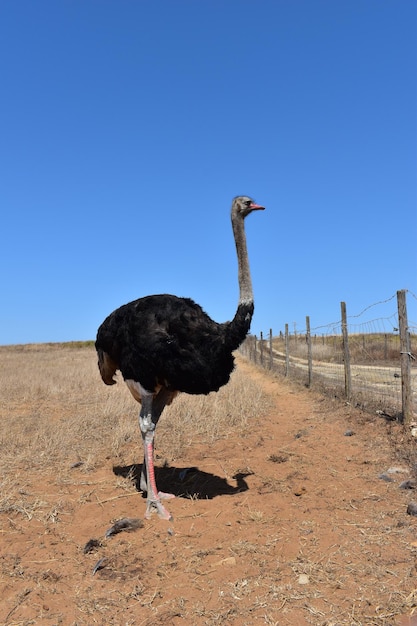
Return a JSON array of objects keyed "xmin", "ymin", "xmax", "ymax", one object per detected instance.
[{"xmin": 240, "ymin": 290, "xmax": 417, "ymax": 422}]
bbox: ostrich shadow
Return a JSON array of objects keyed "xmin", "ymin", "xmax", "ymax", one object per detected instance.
[{"xmin": 113, "ymin": 463, "xmax": 252, "ymax": 501}]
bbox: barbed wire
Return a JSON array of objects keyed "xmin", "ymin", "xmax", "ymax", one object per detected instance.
[
  {"xmin": 294, "ymin": 292, "xmax": 413, "ymax": 336},
  {"xmin": 300, "ymin": 316, "xmax": 399, "ymax": 336},
  {"xmin": 266, "ymin": 291, "xmax": 416, "ymax": 337},
  {"xmin": 345, "ymin": 293, "xmax": 397, "ymax": 319}
]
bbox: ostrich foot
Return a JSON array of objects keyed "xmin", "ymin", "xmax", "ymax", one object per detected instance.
[
  {"xmin": 145, "ymin": 497, "xmax": 173, "ymax": 521},
  {"xmin": 139, "ymin": 485, "xmax": 175, "ymax": 501},
  {"xmin": 158, "ymin": 491, "xmax": 175, "ymax": 500}
]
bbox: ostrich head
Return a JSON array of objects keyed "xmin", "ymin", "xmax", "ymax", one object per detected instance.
[{"xmin": 232, "ymin": 196, "xmax": 265, "ymax": 218}]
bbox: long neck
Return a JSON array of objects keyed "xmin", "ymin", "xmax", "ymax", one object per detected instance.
[
  {"xmin": 232, "ymin": 213, "xmax": 253, "ymax": 306},
  {"xmin": 225, "ymin": 213, "xmax": 255, "ymax": 350}
]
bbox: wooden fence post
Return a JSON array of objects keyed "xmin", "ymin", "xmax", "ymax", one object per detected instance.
[
  {"xmin": 285, "ymin": 323, "xmax": 289, "ymax": 377},
  {"xmin": 269, "ymin": 329, "xmax": 273, "ymax": 370},
  {"xmin": 260, "ymin": 331, "xmax": 264, "ymax": 367},
  {"xmin": 306, "ymin": 315, "xmax": 312, "ymax": 387},
  {"xmin": 341, "ymin": 302, "xmax": 352, "ymax": 402},
  {"xmin": 397, "ymin": 289, "xmax": 413, "ymax": 424}
]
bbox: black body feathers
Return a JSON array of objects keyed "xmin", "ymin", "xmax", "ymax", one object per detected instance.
[{"xmin": 96, "ymin": 294, "xmax": 253, "ymax": 395}]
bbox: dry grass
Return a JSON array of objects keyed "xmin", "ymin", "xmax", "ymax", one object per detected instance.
[
  {"xmin": 1, "ymin": 343, "xmax": 416, "ymax": 625},
  {"xmin": 0, "ymin": 343, "xmax": 271, "ymax": 517},
  {"xmin": 272, "ymin": 332, "xmax": 417, "ymax": 365}
]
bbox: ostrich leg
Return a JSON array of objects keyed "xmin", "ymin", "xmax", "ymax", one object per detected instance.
[{"xmin": 139, "ymin": 388, "xmax": 175, "ymax": 521}]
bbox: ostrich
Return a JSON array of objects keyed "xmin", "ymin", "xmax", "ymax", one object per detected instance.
[{"xmin": 95, "ymin": 196, "xmax": 265, "ymax": 520}]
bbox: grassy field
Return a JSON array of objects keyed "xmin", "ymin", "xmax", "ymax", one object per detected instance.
[{"xmin": 0, "ymin": 342, "xmax": 271, "ymax": 520}]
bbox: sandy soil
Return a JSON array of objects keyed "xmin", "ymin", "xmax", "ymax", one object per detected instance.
[{"xmin": 1, "ymin": 355, "xmax": 417, "ymax": 626}]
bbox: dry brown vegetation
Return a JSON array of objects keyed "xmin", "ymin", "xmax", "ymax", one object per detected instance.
[
  {"xmin": 272, "ymin": 333, "xmax": 417, "ymax": 366},
  {"xmin": 1, "ymin": 343, "xmax": 417, "ymax": 625},
  {"xmin": 0, "ymin": 343, "xmax": 270, "ymax": 519}
]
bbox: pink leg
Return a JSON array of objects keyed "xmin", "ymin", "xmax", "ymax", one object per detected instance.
[{"xmin": 137, "ymin": 386, "xmax": 176, "ymax": 521}]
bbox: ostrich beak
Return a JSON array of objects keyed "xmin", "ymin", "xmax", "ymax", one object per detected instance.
[{"xmin": 250, "ymin": 203, "xmax": 265, "ymax": 211}]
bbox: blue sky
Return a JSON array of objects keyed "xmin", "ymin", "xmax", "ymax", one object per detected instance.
[{"xmin": 1, "ymin": 0, "xmax": 416, "ymax": 345}]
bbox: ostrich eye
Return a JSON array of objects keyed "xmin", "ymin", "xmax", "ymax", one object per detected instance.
[{"xmin": 244, "ymin": 200, "xmax": 252, "ymax": 207}]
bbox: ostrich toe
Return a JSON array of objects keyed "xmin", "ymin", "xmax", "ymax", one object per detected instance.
[{"xmin": 145, "ymin": 497, "xmax": 173, "ymax": 521}]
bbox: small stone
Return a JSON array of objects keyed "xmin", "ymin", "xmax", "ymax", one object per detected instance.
[
  {"xmin": 344, "ymin": 430, "xmax": 355, "ymax": 437},
  {"xmin": 298, "ymin": 574, "xmax": 310, "ymax": 585},
  {"xmin": 400, "ymin": 480, "xmax": 416, "ymax": 490},
  {"xmin": 83, "ymin": 538, "xmax": 101, "ymax": 554},
  {"xmin": 406, "ymin": 502, "xmax": 417, "ymax": 516},
  {"xmin": 105, "ymin": 518, "xmax": 143, "ymax": 538},
  {"xmin": 378, "ymin": 473, "xmax": 394, "ymax": 482}
]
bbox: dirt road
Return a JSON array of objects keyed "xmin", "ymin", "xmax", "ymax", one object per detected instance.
[{"xmin": 1, "ymin": 355, "xmax": 417, "ymax": 625}]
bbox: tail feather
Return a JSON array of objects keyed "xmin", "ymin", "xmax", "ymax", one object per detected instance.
[{"xmin": 97, "ymin": 349, "xmax": 118, "ymax": 385}]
